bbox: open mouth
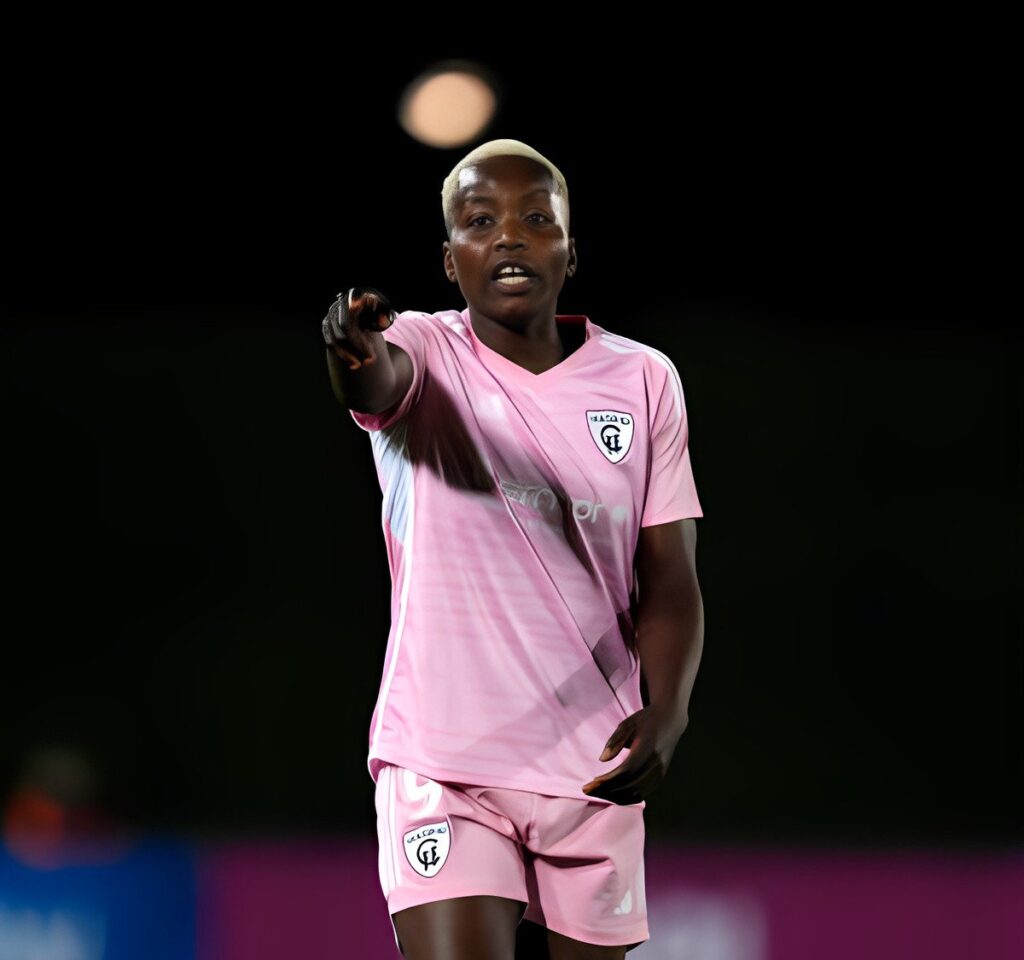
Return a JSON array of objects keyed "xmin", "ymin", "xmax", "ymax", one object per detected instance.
[{"xmin": 493, "ymin": 274, "xmax": 537, "ymax": 290}]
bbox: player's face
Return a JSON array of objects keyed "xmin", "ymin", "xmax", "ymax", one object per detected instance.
[{"xmin": 443, "ymin": 156, "xmax": 576, "ymax": 323}]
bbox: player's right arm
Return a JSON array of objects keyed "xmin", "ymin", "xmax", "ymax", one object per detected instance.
[{"xmin": 322, "ymin": 286, "xmax": 414, "ymax": 416}]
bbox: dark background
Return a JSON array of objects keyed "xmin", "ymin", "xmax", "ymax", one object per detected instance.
[{"xmin": 3, "ymin": 36, "xmax": 1018, "ymax": 845}]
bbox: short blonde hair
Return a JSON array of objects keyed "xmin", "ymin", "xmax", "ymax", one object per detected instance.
[{"xmin": 441, "ymin": 138, "xmax": 569, "ymax": 237}]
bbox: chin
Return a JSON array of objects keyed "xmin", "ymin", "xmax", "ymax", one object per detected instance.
[{"xmin": 487, "ymin": 286, "xmax": 551, "ymax": 308}]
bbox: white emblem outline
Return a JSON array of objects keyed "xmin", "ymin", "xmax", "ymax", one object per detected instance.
[
  {"xmin": 403, "ymin": 816, "xmax": 453, "ymax": 878},
  {"xmin": 586, "ymin": 409, "xmax": 636, "ymax": 464}
]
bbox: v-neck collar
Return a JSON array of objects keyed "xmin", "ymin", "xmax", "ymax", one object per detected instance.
[{"xmin": 461, "ymin": 306, "xmax": 597, "ymax": 391}]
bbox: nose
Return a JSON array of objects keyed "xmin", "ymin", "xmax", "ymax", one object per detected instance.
[{"xmin": 494, "ymin": 216, "xmax": 528, "ymax": 251}]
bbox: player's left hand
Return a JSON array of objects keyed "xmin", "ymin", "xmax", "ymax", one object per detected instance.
[{"xmin": 582, "ymin": 704, "xmax": 688, "ymax": 805}]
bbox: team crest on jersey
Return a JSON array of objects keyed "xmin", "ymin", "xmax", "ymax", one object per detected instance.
[
  {"xmin": 587, "ymin": 410, "xmax": 635, "ymax": 464},
  {"xmin": 403, "ymin": 817, "xmax": 452, "ymax": 878}
]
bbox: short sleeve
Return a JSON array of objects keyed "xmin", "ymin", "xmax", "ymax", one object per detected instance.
[
  {"xmin": 348, "ymin": 310, "xmax": 428, "ymax": 432},
  {"xmin": 641, "ymin": 354, "xmax": 703, "ymax": 526}
]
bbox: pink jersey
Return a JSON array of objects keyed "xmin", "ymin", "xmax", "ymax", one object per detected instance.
[{"xmin": 349, "ymin": 305, "xmax": 703, "ymax": 807}]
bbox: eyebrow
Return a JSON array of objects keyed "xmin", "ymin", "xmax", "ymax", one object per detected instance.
[{"xmin": 461, "ymin": 187, "xmax": 553, "ymax": 205}]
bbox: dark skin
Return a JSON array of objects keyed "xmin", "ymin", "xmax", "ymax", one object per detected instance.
[
  {"xmin": 583, "ymin": 516, "xmax": 702, "ymax": 805},
  {"xmin": 391, "ymin": 156, "xmax": 704, "ymax": 960},
  {"xmin": 442, "ymin": 154, "xmax": 578, "ymax": 372}
]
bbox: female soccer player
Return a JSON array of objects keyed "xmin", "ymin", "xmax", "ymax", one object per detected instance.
[{"xmin": 323, "ymin": 138, "xmax": 705, "ymax": 960}]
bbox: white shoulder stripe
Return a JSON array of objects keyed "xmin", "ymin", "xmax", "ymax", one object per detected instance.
[{"xmin": 596, "ymin": 332, "xmax": 684, "ymax": 420}]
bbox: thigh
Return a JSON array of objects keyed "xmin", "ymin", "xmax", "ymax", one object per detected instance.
[
  {"xmin": 393, "ymin": 895, "xmax": 524, "ymax": 960},
  {"xmin": 375, "ymin": 762, "xmax": 530, "ymax": 957},
  {"xmin": 522, "ymin": 795, "xmax": 649, "ymax": 955}
]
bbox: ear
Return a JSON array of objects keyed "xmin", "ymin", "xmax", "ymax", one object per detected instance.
[
  {"xmin": 442, "ymin": 241, "xmax": 456, "ymax": 283},
  {"xmin": 566, "ymin": 237, "xmax": 578, "ymax": 277}
]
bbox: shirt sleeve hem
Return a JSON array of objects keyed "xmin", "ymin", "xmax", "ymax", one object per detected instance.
[{"xmin": 640, "ymin": 507, "xmax": 704, "ymax": 527}]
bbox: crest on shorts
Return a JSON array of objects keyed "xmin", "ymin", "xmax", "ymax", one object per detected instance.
[
  {"xmin": 586, "ymin": 410, "xmax": 635, "ymax": 464},
  {"xmin": 403, "ymin": 816, "xmax": 452, "ymax": 878}
]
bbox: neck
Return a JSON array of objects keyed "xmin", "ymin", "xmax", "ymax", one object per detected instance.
[{"xmin": 468, "ymin": 306, "xmax": 568, "ymax": 373}]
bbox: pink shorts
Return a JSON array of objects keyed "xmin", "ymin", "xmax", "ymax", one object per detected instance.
[{"xmin": 374, "ymin": 761, "xmax": 650, "ymax": 954}]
